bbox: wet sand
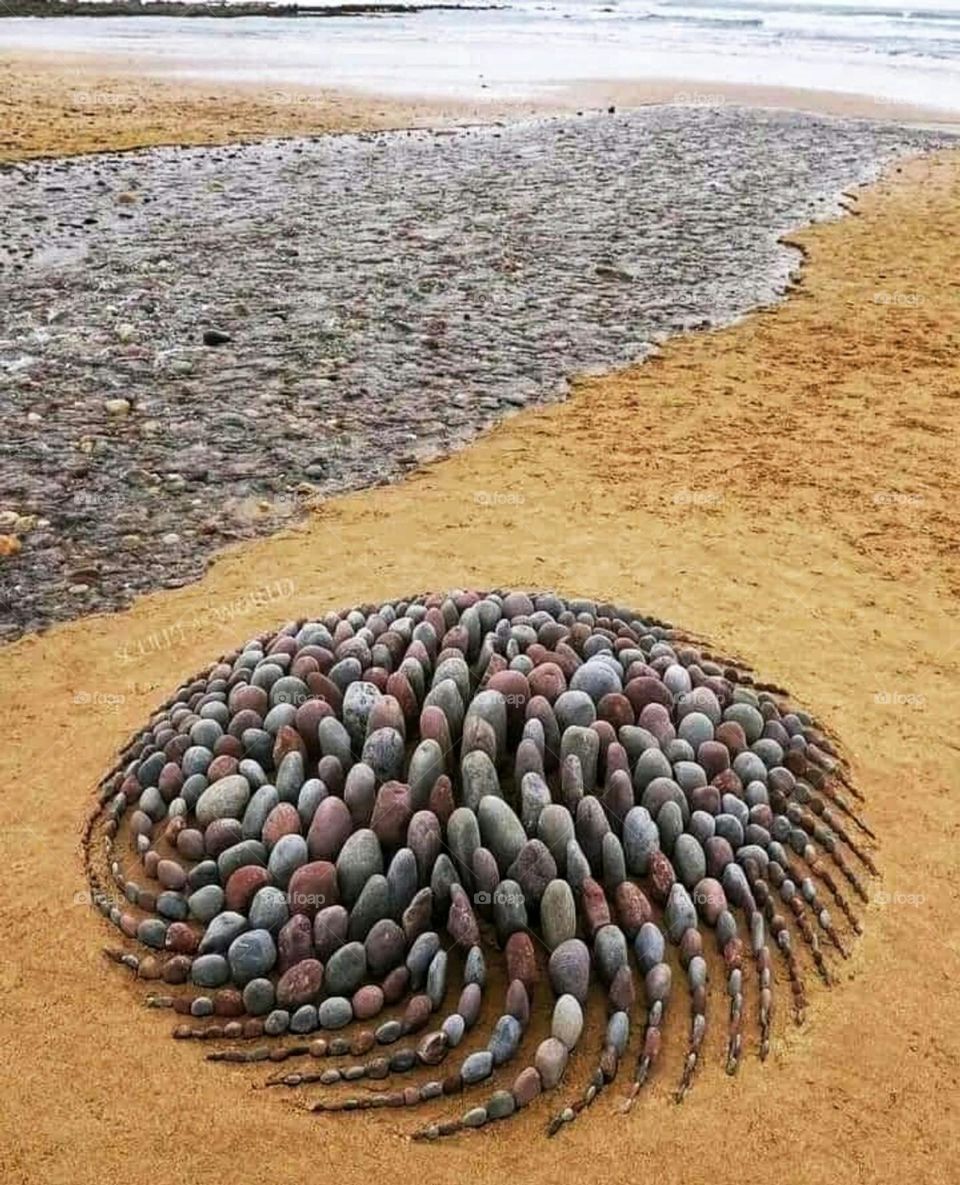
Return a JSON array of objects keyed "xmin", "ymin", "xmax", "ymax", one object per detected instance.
[{"xmin": 0, "ymin": 61, "xmax": 959, "ymax": 1185}]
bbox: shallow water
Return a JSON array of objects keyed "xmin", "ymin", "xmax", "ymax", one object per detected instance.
[{"xmin": 2, "ymin": 0, "xmax": 960, "ymax": 109}]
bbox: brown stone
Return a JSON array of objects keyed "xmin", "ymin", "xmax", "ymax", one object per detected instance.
[{"xmin": 505, "ymin": 931, "xmax": 538, "ymax": 993}]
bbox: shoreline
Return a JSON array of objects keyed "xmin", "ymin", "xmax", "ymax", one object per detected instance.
[
  {"xmin": 0, "ymin": 136, "xmax": 958, "ymax": 1183},
  {"xmin": 1, "ymin": 52, "xmax": 958, "ymax": 164},
  {"xmin": 0, "ymin": 1, "xmax": 495, "ymax": 15}
]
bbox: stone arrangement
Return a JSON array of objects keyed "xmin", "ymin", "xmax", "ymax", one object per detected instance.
[{"xmin": 84, "ymin": 589, "xmax": 877, "ymax": 1137}]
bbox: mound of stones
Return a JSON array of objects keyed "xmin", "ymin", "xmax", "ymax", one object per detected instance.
[{"xmin": 84, "ymin": 589, "xmax": 876, "ymax": 1137}]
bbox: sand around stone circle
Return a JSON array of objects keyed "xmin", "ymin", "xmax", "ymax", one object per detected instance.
[{"xmin": 0, "ymin": 67, "xmax": 957, "ymax": 1185}]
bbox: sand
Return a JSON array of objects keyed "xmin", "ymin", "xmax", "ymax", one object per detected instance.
[{"xmin": 0, "ymin": 59, "xmax": 958, "ymax": 1185}]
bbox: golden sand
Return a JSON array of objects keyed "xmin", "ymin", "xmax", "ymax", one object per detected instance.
[{"xmin": 0, "ymin": 57, "xmax": 958, "ymax": 1185}]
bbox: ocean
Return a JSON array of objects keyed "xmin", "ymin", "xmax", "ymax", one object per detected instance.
[{"xmin": 1, "ymin": 0, "xmax": 959, "ymax": 109}]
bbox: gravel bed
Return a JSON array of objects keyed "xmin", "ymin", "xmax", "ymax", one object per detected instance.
[{"xmin": 0, "ymin": 107, "xmax": 943, "ymax": 640}]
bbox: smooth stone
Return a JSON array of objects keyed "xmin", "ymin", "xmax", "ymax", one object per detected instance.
[
  {"xmin": 242, "ymin": 784, "xmax": 279, "ymax": 841},
  {"xmin": 487, "ymin": 1090, "xmax": 516, "ymax": 1120},
  {"xmin": 623, "ymin": 806, "xmax": 660, "ymax": 875},
  {"xmin": 242, "ymin": 977, "xmax": 275, "ymax": 1016},
  {"xmin": 268, "ymin": 833, "xmax": 308, "ymax": 888},
  {"xmin": 342, "ymin": 681, "xmax": 382, "ymax": 750},
  {"xmin": 325, "ymin": 942, "xmax": 367, "ymax": 996},
  {"xmin": 674, "ymin": 833, "xmax": 707, "ymax": 888},
  {"xmin": 426, "ymin": 950, "xmax": 448, "ymax": 1008},
  {"xmin": 446, "ymin": 807, "xmax": 481, "ymax": 885},
  {"xmin": 313, "ymin": 904, "xmax": 349, "ymax": 961},
  {"xmin": 478, "ymin": 796, "xmax": 526, "ymax": 874},
  {"xmin": 216, "ymin": 839, "xmax": 266, "ymax": 883},
  {"xmin": 487, "ymin": 1014, "xmax": 522, "ymax": 1065},
  {"xmin": 606, "ymin": 1011, "xmax": 630, "ymax": 1056},
  {"xmin": 348, "ymin": 874, "xmax": 391, "ymax": 940},
  {"xmin": 529, "ymin": 801, "xmax": 569, "ymax": 870},
  {"xmin": 540, "ymin": 879, "xmax": 577, "ymax": 951},
  {"xmin": 188, "ymin": 884, "xmax": 225, "ymax": 924},
  {"xmin": 362, "ymin": 729, "xmax": 406, "ymax": 785},
  {"xmin": 336, "ymin": 829, "xmax": 383, "ymax": 906},
  {"xmin": 406, "ymin": 931, "xmax": 440, "ymax": 989},
  {"xmin": 507, "ymin": 839, "xmax": 556, "ymax": 904},
  {"xmin": 633, "ymin": 747, "xmax": 673, "ymax": 791},
  {"xmin": 560, "ymin": 726, "xmax": 600, "ymax": 791},
  {"xmin": 244, "ymin": 887, "xmax": 287, "ymax": 936},
  {"xmin": 551, "ymin": 994, "xmax": 584, "ymax": 1050},
  {"xmin": 654, "ymin": 796, "xmax": 682, "ymax": 853},
  {"xmin": 461, "ymin": 1050, "xmax": 494, "ymax": 1085},
  {"xmin": 198, "ymin": 911, "xmax": 248, "ymax": 954},
  {"xmin": 554, "ymin": 690, "xmax": 596, "ymax": 731},
  {"xmin": 264, "ymin": 1009, "xmax": 291, "ymax": 1036},
  {"xmin": 664, "ymin": 882, "xmax": 698, "ymax": 943},
  {"xmin": 460, "ymin": 750, "xmax": 501, "ymax": 813},
  {"xmin": 594, "ymin": 923, "xmax": 629, "ymax": 984},
  {"xmin": 319, "ymin": 997, "xmax": 353, "ymax": 1030},
  {"xmin": 535, "ymin": 1037, "xmax": 569, "ymax": 1089},
  {"xmin": 290, "ymin": 1004, "xmax": 318, "ymax": 1034},
  {"xmin": 635, "ymin": 922, "xmax": 665, "ymax": 973},
  {"xmin": 492, "ymin": 878, "xmax": 527, "ymax": 940},
  {"xmin": 307, "ymin": 796, "xmax": 353, "ymax": 862},
  {"xmin": 227, "ymin": 929, "xmax": 277, "ymax": 985},
  {"xmin": 442, "ymin": 1013, "xmax": 466, "ymax": 1048},
  {"xmin": 195, "ymin": 774, "xmax": 250, "ymax": 827},
  {"xmin": 191, "ymin": 953, "xmax": 230, "ymax": 987},
  {"xmin": 519, "ymin": 771, "xmax": 552, "ymax": 836},
  {"xmin": 549, "ymin": 938, "xmax": 590, "ymax": 1003}
]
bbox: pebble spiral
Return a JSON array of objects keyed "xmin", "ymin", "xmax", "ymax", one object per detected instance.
[{"xmin": 83, "ymin": 589, "xmax": 877, "ymax": 1138}]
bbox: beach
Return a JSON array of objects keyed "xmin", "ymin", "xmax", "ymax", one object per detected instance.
[{"xmin": 1, "ymin": 34, "xmax": 959, "ymax": 1185}]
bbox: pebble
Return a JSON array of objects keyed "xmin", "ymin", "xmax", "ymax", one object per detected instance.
[
  {"xmin": 549, "ymin": 938, "xmax": 590, "ymax": 1003},
  {"xmin": 227, "ymin": 929, "xmax": 277, "ymax": 985},
  {"xmin": 551, "ymin": 995, "xmax": 584, "ymax": 1050},
  {"xmin": 461, "ymin": 1050, "xmax": 494, "ymax": 1084},
  {"xmin": 535, "ymin": 1037, "xmax": 569, "ymax": 1089},
  {"xmin": 195, "ymin": 774, "xmax": 251, "ymax": 827},
  {"xmin": 487, "ymin": 1014, "xmax": 522, "ymax": 1065},
  {"xmin": 319, "ymin": 997, "xmax": 353, "ymax": 1030}
]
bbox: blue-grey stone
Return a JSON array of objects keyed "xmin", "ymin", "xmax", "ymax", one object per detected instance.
[
  {"xmin": 319, "ymin": 997, "xmax": 353, "ymax": 1030},
  {"xmin": 336, "ymin": 828, "xmax": 383, "ymax": 906},
  {"xmin": 191, "ymin": 953, "xmax": 230, "ymax": 987},
  {"xmin": 198, "ymin": 910, "xmax": 248, "ymax": 954},
  {"xmin": 461, "ymin": 1050, "xmax": 494, "ymax": 1084},
  {"xmin": 487, "ymin": 1014, "xmax": 522, "ymax": 1064},
  {"xmin": 268, "ymin": 833, "xmax": 308, "ymax": 887},
  {"xmin": 325, "ymin": 942, "xmax": 367, "ymax": 996},
  {"xmin": 227, "ymin": 928, "xmax": 277, "ymax": 985},
  {"xmin": 196, "ymin": 774, "xmax": 251, "ymax": 827},
  {"xmin": 635, "ymin": 921, "xmax": 665, "ymax": 973},
  {"xmin": 242, "ymin": 977, "xmax": 275, "ymax": 1016},
  {"xmin": 248, "ymin": 886, "xmax": 289, "ymax": 933},
  {"xmin": 188, "ymin": 883, "xmax": 224, "ymax": 923}
]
